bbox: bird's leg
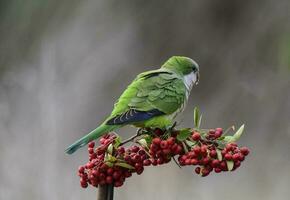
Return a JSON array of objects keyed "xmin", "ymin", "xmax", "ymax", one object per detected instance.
[
  {"xmin": 169, "ymin": 121, "xmax": 177, "ymax": 132},
  {"xmin": 136, "ymin": 128, "xmax": 143, "ymax": 136}
]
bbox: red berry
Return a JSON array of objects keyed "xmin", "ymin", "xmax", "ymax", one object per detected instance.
[
  {"xmin": 154, "ymin": 128, "xmax": 164, "ymax": 136},
  {"xmin": 138, "ymin": 149, "xmax": 146, "ymax": 155},
  {"xmin": 220, "ymin": 161, "xmax": 228, "ymax": 171},
  {"xmin": 156, "ymin": 150, "xmax": 163, "ymax": 158},
  {"xmin": 201, "ymin": 168, "xmax": 210, "ymax": 177},
  {"xmin": 190, "ymin": 159, "xmax": 198, "ymax": 165},
  {"xmin": 202, "ymin": 157, "xmax": 210, "ymax": 165},
  {"xmin": 78, "ymin": 166, "xmax": 85, "ymax": 173},
  {"xmin": 124, "ymin": 171, "xmax": 132, "ymax": 178},
  {"xmin": 117, "ymin": 147, "xmax": 125, "ymax": 154},
  {"xmin": 210, "ymin": 150, "xmax": 217, "ymax": 158},
  {"xmin": 157, "ymin": 158, "xmax": 164, "ymax": 165},
  {"xmin": 134, "ymin": 162, "xmax": 142, "ymax": 169},
  {"xmin": 160, "ymin": 140, "xmax": 168, "ymax": 149},
  {"xmin": 188, "ymin": 151, "xmax": 197, "ymax": 158},
  {"xmin": 181, "ymin": 155, "xmax": 187, "ymax": 162},
  {"xmin": 215, "ymin": 128, "xmax": 223, "ymax": 133},
  {"xmin": 99, "ymin": 173, "xmax": 105, "ymax": 180},
  {"xmin": 106, "ymin": 176, "xmax": 113, "ymax": 184},
  {"xmin": 221, "ymin": 149, "xmax": 227, "ymax": 156},
  {"xmin": 104, "ymin": 139, "xmax": 111, "ymax": 145},
  {"xmin": 92, "ymin": 170, "xmax": 99, "ymax": 177},
  {"xmin": 150, "ymin": 143, "xmax": 159, "ymax": 152},
  {"xmin": 88, "ymin": 141, "xmax": 95, "ymax": 148},
  {"xmin": 175, "ymin": 145, "xmax": 183, "ymax": 155},
  {"xmin": 191, "ymin": 132, "xmax": 201, "ymax": 141},
  {"xmin": 113, "ymin": 171, "xmax": 121, "ymax": 180},
  {"xmin": 143, "ymin": 159, "xmax": 151, "ymax": 166},
  {"xmin": 185, "ymin": 159, "xmax": 191, "ymax": 165},
  {"xmin": 240, "ymin": 147, "xmax": 250, "ymax": 156},
  {"xmin": 232, "ymin": 153, "xmax": 240, "ymax": 161},
  {"xmin": 234, "ymin": 160, "xmax": 241, "ymax": 168},
  {"xmin": 106, "ymin": 168, "xmax": 114, "ymax": 175},
  {"xmin": 238, "ymin": 153, "xmax": 245, "ymax": 161},
  {"xmin": 167, "ymin": 137, "xmax": 175, "ymax": 145},
  {"xmin": 132, "ymin": 146, "xmax": 140, "ymax": 153},
  {"xmin": 88, "ymin": 148, "xmax": 94, "ymax": 154},
  {"xmin": 124, "ymin": 155, "xmax": 131, "ymax": 162},
  {"xmin": 211, "ymin": 159, "xmax": 220, "ymax": 168},
  {"xmin": 152, "ymin": 137, "xmax": 161, "ymax": 145},
  {"xmin": 80, "ymin": 180, "xmax": 88, "ymax": 188},
  {"xmin": 225, "ymin": 144, "xmax": 233, "ymax": 152},
  {"xmin": 114, "ymin": 181, "xmax": 123, "ymax": 187},
  {"xmin": 193, "ymin": 146, "xmax": 201, "ymax": 154},
  {"xmin": 195, "ymin": 167, "xmax": 201, "ymax": 174},
  {"xmin": 224, "ymin": 153, "xmax": 233, "ymax": 160},
  {"xmin": 136, "ymin": 167, "xmax": 144, "ymax": 175},
  {"xmin": 214, "ymin": 130, "xmax": 222, "ymax": 138},
  {"xmin": 162, "ymin": 148, "xmax": 171, "ymax": 155},
  {"xmin": 214, "ymin": 167, "xmax": 222, "ymax": 173},
  {"xmin": 151, "ymin": 159, "xmax": 157, "ymax": 166},
  {"xmin": 201, "ymin": 145, "xmax": 208, "ymax": 156},
  {"xmin": 140, "ymin": 155, "xmax": 146, "ymax": 161},
  {"xmin": 100, "ymin": 138, "xmax": 106, "ymax": 144},
  {"xmin": 86, "ymin": 162, "xmax": 94, "ymax": 169}
]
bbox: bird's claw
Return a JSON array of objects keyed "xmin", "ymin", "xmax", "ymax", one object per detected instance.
[{"xmin": 169, "ymin": 122, "xmax": 177, "ymax": 132}]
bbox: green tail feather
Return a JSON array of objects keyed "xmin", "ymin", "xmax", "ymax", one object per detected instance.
[{"xmin": 65, "ymin": 124, "xmax": 118, "ymax": 154}]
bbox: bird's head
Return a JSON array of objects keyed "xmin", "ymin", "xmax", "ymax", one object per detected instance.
[{"xmin": 162, "ymin": 56, "xmax": 200, "ymax": 84}]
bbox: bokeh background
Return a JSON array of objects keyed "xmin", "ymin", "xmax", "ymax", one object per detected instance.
[{"xmin": 1, "ymin": 0, "xmax": 290, "ymax": 199}]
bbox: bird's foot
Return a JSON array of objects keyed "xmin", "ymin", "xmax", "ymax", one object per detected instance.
[
  {"xmin": 136, "ymin": 128, "xmax": 143, "ymax": 136},
  {"xmin": 168, "ymin": 122, "xmax": 177, "ymax": 132}
]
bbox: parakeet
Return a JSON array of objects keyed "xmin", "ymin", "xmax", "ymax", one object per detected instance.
[{"xmin": 65, "ymin": 56, "xmax": 199, "ymax": 154}]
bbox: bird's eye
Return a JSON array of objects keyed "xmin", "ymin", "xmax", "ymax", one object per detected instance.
[{"xmin": 192, "ymin": 66, "xmax": 198, "ymax": 73}]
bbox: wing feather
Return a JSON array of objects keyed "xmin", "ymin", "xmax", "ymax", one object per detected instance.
[{"xmin": 107, "ymin": 69, "xmax": 186, "ymax": 124}]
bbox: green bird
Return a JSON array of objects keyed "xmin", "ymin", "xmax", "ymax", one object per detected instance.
[{"xmin": 65, "ymin": 56, "xmax": 199, "ymax": 154}]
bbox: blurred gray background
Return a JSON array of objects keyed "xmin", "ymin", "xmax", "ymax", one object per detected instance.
[{"xmin": 1, "ymin": 0, "xmax": 290, "ymax": 199}]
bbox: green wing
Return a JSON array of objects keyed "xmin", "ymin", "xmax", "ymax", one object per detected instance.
[{"xmin": 106, "ymin": 69, "xmax": 186, "ymax": 125}]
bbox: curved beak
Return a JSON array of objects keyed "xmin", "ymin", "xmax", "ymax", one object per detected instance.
[{"xmin": 195, "ymin": 71, "xmax": 200, "ymax": 85}]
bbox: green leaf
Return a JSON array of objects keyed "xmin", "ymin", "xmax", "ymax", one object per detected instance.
[
  {"xmin": 226, "ymin": 160, "xmax": 234, "ymax": 171},
  {"xmin": 115, "ymin": 162, "xmax": 135, "ymax": 169},
  {"xmin": 181, "ymin": 141, "xmax": 189, "ymax": 153},
  {"xmin": 107, "ymin": 144, "xmax": 113, "ymax": 155},
  {"xmin": 232, "ymin": 124, "xmax": 245, "ymax": 141},
  {"xmin": 144, "ymin": 135, "xmax": 152, "ymax": 145},
  {"xmin": 105, "ymin": 162, "xmax": 114, "ymax": 167},
  {"xmin": 223, "ymin": 124, "xmax": 245, "ymax": 143},
  {"xmin": 107, "ymin": 154, "xmax": 117, "ymax": 162},
  {"xmin": 193, "ymin": 107, "xmax": 200, "ymax": 128},
  {"xmin": 113, "ymin": 136, "xmax": 121, "ymax": 149},
  {"xmin": 197, "ymin": 114, "xmax": 202, "ymax": 128},
  {"xmin": 216, "ymin": 149, "xmax": 223, "ymax": 161},
  {"xmin": 176, "ymin": 129, "xmax": 192, "ymax": 141},
  {"xmin": 223, "ymin": 136, "xmax": 234, "ymax": 143},
  {"xmin": 138, "ymin": 138, "xmax": 148, "ymax": 147},
  {"xmin": 185, "ymin": 140, "xmax": 196, "ymax": 147}
]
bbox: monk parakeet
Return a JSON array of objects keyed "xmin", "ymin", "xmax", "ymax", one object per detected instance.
[{"xmin": 66, "ymin": 56, "xmax": 199, "ymax": 154}]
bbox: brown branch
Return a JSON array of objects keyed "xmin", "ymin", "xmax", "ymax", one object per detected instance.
[{"xmin": 97, "ymin": 184, "xmax": 114, "ymax": 200}]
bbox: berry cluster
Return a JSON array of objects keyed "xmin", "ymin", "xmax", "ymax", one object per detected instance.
[
  {"xmin": 77, "ymin": 126, "xmax": 250, "ymax": 189},
  {"xmin": 178, "ymin": 130, "xmax": 249, "ymax": 176},
  {"xmin": 149, "ymin": 135, "xmax": 183, "ymax": 165},
  {"xmin": 78, "ymin": 134, "xmax": 153, "ymax": 188}
]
